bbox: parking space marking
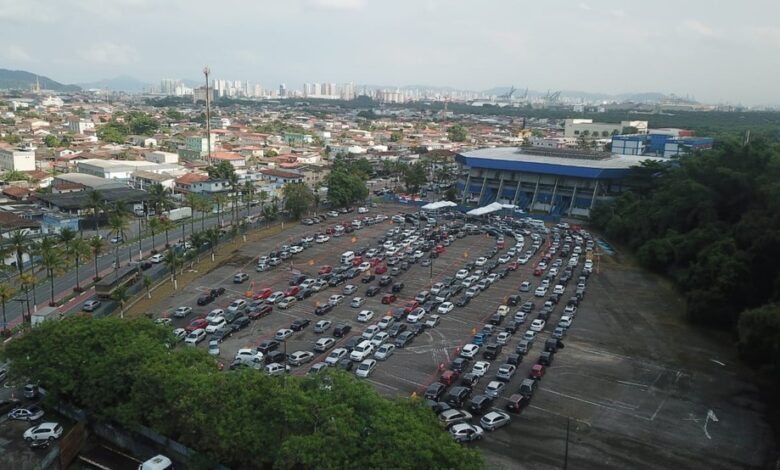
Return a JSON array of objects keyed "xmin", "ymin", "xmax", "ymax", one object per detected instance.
[
  {"xmin": 541, "ymin": 387, "xmax": 651, "ymax": 421},
  {"xmin": 366, "ymin": 379, "xmax": 401, "ymax": 392}
]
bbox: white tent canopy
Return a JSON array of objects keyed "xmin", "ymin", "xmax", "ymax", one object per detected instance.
[
  {"xmin": 421, "ymin": 201, "xmax": 458, "ymax": 210},
  {"xmin": 466, "ymin": 202, "xmax": 504, "ymax": 216}
]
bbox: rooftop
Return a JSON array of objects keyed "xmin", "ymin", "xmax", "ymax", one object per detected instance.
[
  {"xmin": 458, "ymin": 147, "xmax": 665, "ymax": 170},
  {"xmin": 35, "ymin": 187, "xmax": 151, "ymax": 210}
]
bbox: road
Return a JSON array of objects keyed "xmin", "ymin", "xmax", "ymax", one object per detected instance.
[{"xmin": 3, "ymin": 206, "xmax": 274, "ymax": 329}]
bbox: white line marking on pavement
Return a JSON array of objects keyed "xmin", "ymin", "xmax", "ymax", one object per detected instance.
[
  {"xmin": 541, "ymin": 388, "xmax": 651, "ymax": 421},
  {"xmin": 366, "ymin": 379, "xmax": 400, "ymax": 392},
  {"xmin": 617, "ymin": 380, "xmax": 649, "ymax": 389},
  {"xmin": 651, "ymin": 397, "xmax": 667, "ymax": 421}
]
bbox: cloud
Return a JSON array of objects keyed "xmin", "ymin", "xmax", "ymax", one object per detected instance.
[
  {"xmin": 2, "ymin": 45, "xmax": 34, "ymax": 62},
  {"xmin": 611, "ymin": 9, "xmax": 626, "ymax": 18},
  {"xmin": 309, "ymin": 0, "xmax": 365, "ymax": 10},
  {"xmin": 753, "ymin": 27, "xmax": 780, "ymax": 51},
  {"xmin": 578, "ymin": 2, "xmax": 591, "ymax": 11},
  {"xmin": 0, "ymin": 0, "xmax": 56, "ymax": 23},
  {"xmin": 79, "ymin": 43, "xmax": 139, "ymax": 65},
  {"xmin": 680, "ymin": 19, "xmax": 714, "ymax": 36}
]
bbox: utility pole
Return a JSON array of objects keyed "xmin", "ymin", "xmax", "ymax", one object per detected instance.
[
  {"xmin": 204, "ymin": 66, "xmax": 212, "ymax": 165},
  {"xmin": 563, "ymin": 417, "xmax": 570, "ymax": 469}
]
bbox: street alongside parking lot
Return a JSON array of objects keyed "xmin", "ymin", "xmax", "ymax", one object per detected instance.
[{"xmin": 137, "ymin": 203, "xmax": 773, "ymax": 469}]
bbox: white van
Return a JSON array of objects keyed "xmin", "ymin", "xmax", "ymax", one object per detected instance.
[
  {"xmin": 340, "ymin": 251, "xmax": 355, "ymax": 265},
  {"xmin": 139, "ymin": 455, "xmax": 173, "ymax": 470}
]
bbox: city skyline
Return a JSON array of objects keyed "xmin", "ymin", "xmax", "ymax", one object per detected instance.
[{"xmin": 1, "ymin": 0, "xmax": 779, "ymax": 105}]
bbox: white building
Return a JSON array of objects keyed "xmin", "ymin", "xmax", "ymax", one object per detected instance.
[
  {"xmin": 76, "ymin": 159, "xmax": 181, "ymax": 180},
  {"xmin": 0, "ymin": 145, "xmax": 36, "ymax": 171},
  {"xmin": 68, "ymin": 119, "xmax": 95, "ymax": 135},
  {"xmin": 145, "ymin": 151, "xmax": 179, "ymax": 164},
  {"xmin": 564, "ymin": 119, "xmax": 648, "ymax": 138}
]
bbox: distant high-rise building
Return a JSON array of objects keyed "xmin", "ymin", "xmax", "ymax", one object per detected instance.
[
  {"xmin": 340, "ymin": 82, "xmax": 356, "ymax": 100},
  {"xmin": 279, "ymin": 83, "xmax": 287, "ymax": 97}
]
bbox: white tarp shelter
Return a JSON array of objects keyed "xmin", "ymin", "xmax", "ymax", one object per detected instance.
[
  {"xmin": 467, "ymin": 202, "xmax": 505, "ymax": 216},
  {"xmin": 421, "ymin": 201, "xmax": 457, "ymax": 210}
]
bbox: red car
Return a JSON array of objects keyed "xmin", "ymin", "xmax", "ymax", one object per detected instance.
[
  {"xmin": 284, "ymin": 286, "xmax": 300, "ymax": 297},
  {"xmin": 369, "ymin": 257, "xmax": 381, "ymax": 267},
  {"xmin": 185, "ymin": 317, "xmax": 208, "ymax": 333},
  {"xmin": 435, "ymin": 244, "xmax": 445, "ymax": 254},
  {"xmin": 530, "ymin": 364, "xmax": 546, "ymax": 380},
  {"xmin": 325, "ymin": 227, "xmax": 335, "ymax": 235},
  {"xmin": 403, "ymin": 300, "xmax": 419, "ymax": 314},
  {"xmin": 351, "ymin": 256, "xmax": 364, "ymax": 267},
  {"xmin": 254, "ymin": 288, "xmax": 273, "ymax": 300},
  {"xmin": 381, "ymin": 293, "xmax": 397, "ymax": 304},
  {"xmin": 375, "ymin": 265, "xmax": 387, "ymax": 275},
  {"xmin": 507, "ymin": 261, "xmax": 519, "ymax": 271},
  {"xmin": 248, "ymin": 305, "xmax": 273, "ymax": 319},
  {"xmin": 506, "ymin": 394, "xmax": 531, "ymax": 414},
  {"xmin": 440, "ymin": 370, "xmax": 459, "ymax": 386},
  {"xmin": 533, "ymin": 267, "xmax": 543, "ymax": 277},
  {"xmin": 318, "ymin": 265, "xmax": 333, "ymax": 275}
]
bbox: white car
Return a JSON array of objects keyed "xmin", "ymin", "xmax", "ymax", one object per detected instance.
[
  {"xmin": 23, "ymin": 422, "xmax": 63, "ymax": 442},
  {"xmin": 374, "ymin": 343, "xmax": 395, "ymax": 360},
  {"xmin": 530, "ymin": 319, "xmax": 546, "ymax": 332},
  {"xmin": 471, "ymin": 361, "xmax": 490, "ymax": 377},
  {"xmin": 267, "ymin": 291, "xmax": 285, "ymax": 304},
  {"xmin": 206, "ymin": 309, "xmax": 224, "ymax": 321},
  {"xmin": 325, "ymin": 348, "xmax": 348, "ymax": 365},
  {"xmin": 523, "ymin": 330, "xmax": 536, "ymax": 341},
  {"xmin": 350, "ymin": 340, "xmax": 375, "ymax": 361},
  {"xmin": 496, "ymin": 305, "xmax": 509, "ymax": 317},
  {"xmin": 362, "ymin": 325, "xmax": 380, "ymax": 340},
  {"xmin": 534, "ymin": 286, "xmax": 548, "ymax": 297},
  {"xmin": 355, "ymin": 359, "xmax": 377, "ymax": 378},
  {"xmin": 496, "ymin": 331, "xmax": 511, "ymax": 345},
  {"xmin": 314, "ymin": 320, "xmax": 332, "ymax": 333},
  {"xmin": 406, "ymin": 308, "xmax": 426, "ymax": 323},
  {"xmin": 314, "ymin": 337, "xmax": 336, "ymax": 352},
  {"xmin": 460, "ymin": 343, "xmax": 480, "ymax": 358},
  {"xmin": 370, "ymin": 332, "xmax": 389, "ymax": 347},
  {"xmin": 455, "ymin": 269, "xmax": 469, "ymax": 280},
  {"xmin": 559, "ymin": 316, "xmax": 573, "ymax": 328},
  {"xmin": 514, "ymin": 311, "xmax": 527, "ymax": 323},
  {"xmin": 357, "ymin": 262, "xmax": 371, "ymax": 272},
  {"xmin": 485, "ymin": 380, "xmax": 506, "ymax": 399},
  {"xmin": 357, "ymin": 310, "xmax": 375, "ymax": 323},
  {"xmin": 450, "ymin": 423, "xmax": 484, "ymax": 443},
  {"xmin": 351, "ymin": 297, "xmax": 366, "ymax": 308},
  {"xmin": 465, "ymin": 286, "xmax": 480, "ymax": 298},
  {"xmin": 475, "ymin": 257, "xmax": 487, "ymax": 267},
  {"xmin": 185, "ymin": 329, "xmax": 206, "ymax": 345},
  {"xmin": 480, "ymin": 410, "xmax": 511, "ymax": 431},
  {"xmin": 553, "ymin": 284, "xmax": 565, "ymax": 295},
  {"xmin": 288, "ymin": 350, "xmax": 315, "ymax": 366},
  {"xmin": 150, "ymin": 254, "xmax": 164, "ymax": 263},
  {"xmin": 228, "ymin": 299, "xmax": 247, "ymax": 313},
  {"xmin": 377, "ymin": 316, "xmax": 394, "ymax": 330},
  {"xmin": 425, "ymin": 315, "xmax": 441, "ymax": 328},
  {"xmin": 430, "ymin": 283, "xmax": 444, "ymax": 295},
  {"xmin": 289, "ymin": 245, "xmax": 303, "ymax": 254},
  {"xmin": 519, "ymin": 281, "xmax": 531, "ymax": 292},
  {"xmin": 329, "ymin": 294, "xmax": 345, "ymax": 305},
  {"xmin": 315, "ymin": 235, "xmax": 330, "ymax": 243},
  {"xmin": 274, "ymin": 328, "xmax": 294, "ymax": 341},
  {"xmin": 277, "ymin": 296, "xmax": 297, "ymax": 309},
  {"xmin": 343, "ymin": 284, "xmax": 358, "ymax": 295},
  {"xmin": 564, "ymin": 304, "xmax": 578, "ymax": 315},
  {"xmin": 264, "ymin": 363, "xmax": 287, "ymax": 376},
  {"xmin": 205, "ymin": 317, "xmax": 226, "ymax": 334},
  {"xmin": 498, "ymin": 254, "xmax": 511, "ymax": 264},
  {"xmin": 438, "ymin": 302, "xmax": 454, "ymax": 314},
  {"xmin": 235, "ymin": 348, "xmax": 263, "ymax": 363},
  {"xmin": 173, "ymin": 306, "xmax": 192, "ymax": 318}
]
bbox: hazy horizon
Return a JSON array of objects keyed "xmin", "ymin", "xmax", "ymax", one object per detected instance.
[{"xmin": 2, "ymin": 0, "xmax": 779, "ymax": 105}]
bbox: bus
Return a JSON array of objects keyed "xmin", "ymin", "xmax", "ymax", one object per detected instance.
[{"xmin": 95, "ymin": 265, "xmax": 141, "ymax": 299}]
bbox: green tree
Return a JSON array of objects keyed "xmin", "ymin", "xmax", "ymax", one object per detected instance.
[
  {"xmin": 89, "ymin": 236, "xmax": 104, "ymax": 281},
  {"xmin": 148, "ymin": 183, "xmax": 173, "ymax": 215},
  {"xmin": 86, "ymin": 190, "xmax": 104, "ymax": 234},
  {"xmin": 326, "ymin": 171, "xmax": 368, "ymax": 208},
  {"xmin": 282, "ymin": 183, "xmax": 314, "ymax": 220},
  {"xmin": 97, "ymin": 121, "xmax": 129, "ymax": 143},
  {"xmin": 390, "ymin": 131, "xmax": 403, "ymax": 142},
  {"xmin": 112, "ymin": 285, "xmax": 129, "ymax": 319},
  {"xmin": 127, "ymin": 112, "xmax": 160, "ymax": 135},
  {"xmin": 143, "ymin": 275, "xmax": 153, "ymax": 299},
  {"xmin": 61, "ymin": 229, "xmax": 91, "ymax": 292},
  {"xmin": 108, "ymin": 213, "xmax": 129, "ymax": 269},
  {"xmin": 206, "ymin": 161, "xmax": 236, "ymax": 180},
  {"xmin": 738, "ymin": 304, "xmax": 780, "ymax": 366},
  {"xmin": 166, "ymin": 109, "xmax": 184, "ymax": 120},
  {"xmin": 0, "ymin": 284, "xmax": 15, "ymax": 334},
  {"xmin": 402, "ymin": 162, "xmax": 428, "ymax": 193},
  {"xmin": 43, "ymin": 135, "xmax": 60, "ymax": 147},
  {"xmin": 8, "ymin": 229, "xmax": 29, "ymax": 277},
  {"xmin": 447, "ymin": 124, "xmax": 467, "ymax": 142},
  {"xmin": 39, "ymin": 237, "xmax": 66, "ymax": 306}
]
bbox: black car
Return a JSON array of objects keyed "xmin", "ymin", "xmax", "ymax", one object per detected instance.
[
  {"xmin": 343, "ymin": 336, "xmax": 362, "ymax": 352},
  {"xmin": 394, "ymin": 331, "xmax": 414, "ymax": 348},
  {"xmin": 410, "ymin": 323, "xmax": 428, "ymax": 337},
  {"xmin": 378, "ymin": 275, "xmax": 392, "ymax": 286},
  {"xmin": 231, "ymin": 315, "xmax": 250, "ymax": 331},
  {"xmin": 346, "ymin": 268, "xmax": 361, "ymax": 279},
  {"xmin": 444, "ymin": 386, "xmax": 471, "ymax": 408},
  {"xmin": 361, "ymin": 274, "xmax": 376, "ymax": 284},
  {"xmin": 257, "ymin": 339, "xmax": 280, "ymax": 354},
  {"xmin": 506, "ymin": 353, "xmax": 522, "ymax": 366},
  {"xmin": 290, "ymin": 274, "xmax": 307, "ymax": 286},
  {"xmin": 337, "ymin": 358, "xmax": 354, "ymax": 371},
  {"xmin": 539, "ymin": 351, "xmax": 554, "ymax": 366},
  {"xmin": 467, "ymin": 394, "xmax": 494, "ymax": 415},
  {"xmin": 210, "ymin": 287, "xmax": 226, "ymax": 297},
  {"xmin": 366, "ymin": 285, "xmax": 381, "ymax": 297},
  {"xmin": 460, "ymin": 372, "xmax": 480, "ymax": 389},
  {"xmin": 483, "ymin": 343, "xmax": 503, "ymax": 360},
  {"xmin": 520, "ymin": 301, "xmax": 535, "ymax": 313},
  {"xmin": 455, "ymin": 296, "xmax": 470, "ymax": 307},
  {"xmin": 545, "ymin": 338, "xmax": 560, "ymax": 353},
  {"xmin": 428, "ymin": 400, "xmax": 452, "ymax": 415},
  {"xmin": 451, "ymin": 357, "xmax": 470, "ymax": 373},
  {"xmin": 507, "ymin": 295, "xmax": 521, "ymax": 306},
  {"xmin": 391, "ymin": 308, "xmax": 406, "ymax": 321},
  {"xmin": 451, "ymin": 284, "xmax": 464, "ymax": 296},
  {"xmin": 314, "ymin": 303, "xmax": 334, "ymax": 316},
  {"xmin": 333, "ymin": 324, "xmax": 352, "ymax": 338},
  {"xmin": 212, "ymin": 328, "xmax": 233, "ymax": 343},
  {"xmin": 290, "ymin": 319, "xmax": 311, "ymax": 331},
  {"xmin": 296, "ymin": 289, "xmax": 313, "ymax": 301},
  {"xmin": 424, "ymin": 382, "xmax": 447, "ymax": 401},
  {"xmin": 197, "ymin": 293, "xmax": 214, "ymax": 306},
  {"xmin": 266, "ymin": 350, "xmax": 285, "ymax": 364},
  {"xmin": 328, "ymin": 276, "xmax": 345, "ymax": 287},
  {"xmin": 392, "ymin": 282, "xmax": 405, "ymax": 293},
  {"xmin": 489, "ymin": 313, "xmax": 503, "ymax": 325},
  {"xmin": 504, "ymin": 320, "xmax": 519, "ymax": 334}
]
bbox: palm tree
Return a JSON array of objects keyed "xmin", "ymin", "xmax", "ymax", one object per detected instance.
[
  {"xmin": 190, "ymin": 231, "xmax": 207, "ymax": 262},
  {"xmin": 39, "ymin": 237, "xmax": 66, "ymax": 306},
  {"xmin": 148, "ymin": 183, "xmax": 172, "ymax": 215},
  {"xmin": 148, "ymin": 217, "xmax": 161, "ymax": 253},
  {"xmin": 89, "ymin": 235, "xmax": 105, "ymax": 281},
  {"xmin": 213, "ymin": 194, "xmax": 227, "ymax": 227},
  {"xmin": 19, "ymin": 273, "xmax": 36, "ymax": 324},
  {"xmin": 228, "ymin": 173, "xmax": 240, "ymax": 225},
  {"xmin": 86, "ymin": 189, "xmax": 104, "ymax": 235},
  {"xmin": 185, "ymin": 192, "xmax": 200, "ymax": 235},
  {"xmin": 8, "ymin": 229, "xmax": 28, "ymax": 277},
  {"xmin": 143, "ymin": 275, "xmax": 153, "ymax": 299},
  {"xmin": 0, "ymin": 240, "xmax": 12, "ymax": 274},
  {"xmin": 242, "ymin": 180, "xmax": 255, "ymax": 218},
  {"xmin": 159, "ymin": 218, "xmax": 175, "ymax": 248},
  {"xmin": 206, "ymin": 227, "xmax": 220, "ymax": 261},
  {"xmin": 65, "ymin": 237, "xmax": 91, "ymax": 292},
  {"xmin": 0, "ymin": 284, "xmax": 15, "ymax": 334},
  {"xmin": 112, "ymin": 285, "xmax": 129, "ymax": 319},
  {"xmin": 195, "ymin": 195, "xmax": 211, "ymax": 231},
  {"xmin": 258, "ymin": 189, "xmax": 268, "ymax": 214},
  {"xmin": 164, "ymin": 248, "xmax": 183, "ymax": 289},
  {"xmin": 108, "ymin": 214, "xmax": 129, "ymax": 270}
]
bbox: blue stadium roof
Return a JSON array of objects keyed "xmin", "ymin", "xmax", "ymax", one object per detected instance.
[{"xmin": 456, "ymin": 147, "xmax": 665, "ymax": 179}]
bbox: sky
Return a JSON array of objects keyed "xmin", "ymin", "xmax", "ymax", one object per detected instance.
[{"xmin": 1, "ymin": 0, "xmax": 779, "ymax": 105}]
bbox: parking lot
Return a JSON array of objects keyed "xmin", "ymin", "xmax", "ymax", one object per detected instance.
[{"xmin": 143, "ymin": 204, "xmax": 773, "ymax": 469}]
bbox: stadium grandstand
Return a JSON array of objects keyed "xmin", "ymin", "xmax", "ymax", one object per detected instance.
[{"xmin": 455, "ymin": 147, "xmax": 664, "ymax": 217}]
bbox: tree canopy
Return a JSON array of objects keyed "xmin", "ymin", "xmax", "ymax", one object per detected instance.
[
  {"xmin": 402, "ymin": 162, "xmax": 428, "ymax": 193},
  {"xmin": 590, "ymin": 141, "xmax": 780, "ymax": 370},
  {"xmin": 4, "ymin": 317, "xmax": 483, "ymax": 469},
  {"xmin": 327, "ymin": 171, "xmax": 368, "ymax": 208},
  {"xmin": 447, "ymin": 124, "xmax": 468, "ymax": 142},
  {"xmin": 282, "ymin": 182, "xmax": 315, "ymax": 219}
]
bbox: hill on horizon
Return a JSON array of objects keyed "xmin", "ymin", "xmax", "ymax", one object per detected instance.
[{"xmin": 0, "ymin": 69, "xmax": 80, "ymax": 92}]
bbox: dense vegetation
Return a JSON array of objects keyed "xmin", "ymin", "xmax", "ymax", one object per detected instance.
[
  {"xmin": 4, "ymin": 317, "xmax": 483, "ymax": 469},
  {"xmin": 590, "ymin": 140, "xmax": 780, "ymax": 372}
]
